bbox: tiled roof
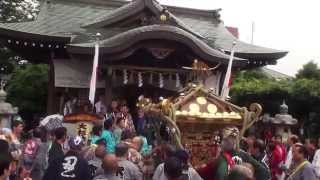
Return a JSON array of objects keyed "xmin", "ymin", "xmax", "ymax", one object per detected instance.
[
  {"xmin": 0, "ymin": 0, "xmax": 287, "ymax": 62},
  {"xmin": 261, "ymin": 68, "xmax": 292, "ymax": 79}
]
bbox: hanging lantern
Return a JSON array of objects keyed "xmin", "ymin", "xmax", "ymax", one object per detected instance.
[
  {"xmin": 123, "ymin": 69, "xmax": 128, "ymax": 84},
  {"xmin": 138, "ymin": 72, "xmax": 143, "ymax": 87},
  {"xmin": 176, "ymin": 73, "xmax": 180, "ymax": 88},
  {"xmin": 159, "ymin": 73, "xmax": 164, "ymax": 88}
]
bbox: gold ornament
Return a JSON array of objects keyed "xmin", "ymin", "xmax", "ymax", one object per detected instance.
[
  {"xmin": 160, "ymin": 14, "xmax": 167, "ymax": 21},
  {"xmin": 196, "ymin": 97, "xmax": 207, "ymax": 105},
  {"xmin": 189, "ymin": 103, "xmax": 200, "ymax": 113},
  {"xmin": 181, "ymin": 110, "xmax": 188, "ymax": 115},
  {"xmin": 176, "ymin": 110, "xmax": 181, "ymax": 115},
  {"xmin": 207, "ymin": 104, "xmax": 217, "ymax": 114}
]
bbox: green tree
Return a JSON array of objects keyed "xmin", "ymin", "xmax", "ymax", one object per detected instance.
[
  {"xmin": 230, "ymin": 62, "xmax": 320, "ymax": 138},
  {"xmin": 230, "ymin": 70, "xmax": 290, "ymax": 115},
  {"xmin": 0, "ymin": 0, "xmax": 39, "ymax": 76},
  {"xmin": 7, "ymin": 64, "xmax": 48, "ymax": 113},
  {"xmin": 296, "ymin": 61, "xmax": 320, "ymax": 80},
  {"xmin": 0, "ymin": 0, "xmax": 39, "ymax": 22}
]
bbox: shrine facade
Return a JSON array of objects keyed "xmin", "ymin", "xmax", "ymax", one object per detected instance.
[{"xmin": 0, "ymin": 0, "xmax": 288, "ymax": 114}]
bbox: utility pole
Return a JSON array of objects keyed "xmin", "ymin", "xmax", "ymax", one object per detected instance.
[{"xmin": 251, "ymin": 21, "xmax": 255, "ymax": 44}]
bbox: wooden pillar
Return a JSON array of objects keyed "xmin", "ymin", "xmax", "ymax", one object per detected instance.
[
  {"xmin": 105, "ymin": 71, "xmax": 113, "ymax": 105},
  {"xmin": 47, "ymin": 58, "xmax": 55, "ymax": 114}
]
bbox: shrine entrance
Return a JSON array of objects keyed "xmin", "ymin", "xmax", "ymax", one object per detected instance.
[{"xmin": 112, "ymin": 84, "xmax": 177, "ymax": 112}]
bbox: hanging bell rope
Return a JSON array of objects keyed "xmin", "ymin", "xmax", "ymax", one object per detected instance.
[
  {"xmin": 176, "ymin": 73, "xmax": 180, "ymax": 88},
  {"xmin": 123, "ymin": 69, "xmax": 128, "ymax": 84},
  {"xmin": 149, "ymin": 73, "xmax": 153, "ymax": 84},
  {"xmin": 159, "ymin": 73, "xmax": 164, "ymax": 88},
  {"xmin": 138, "ymin": 72, "xmax": 143, "ymax": 87}
]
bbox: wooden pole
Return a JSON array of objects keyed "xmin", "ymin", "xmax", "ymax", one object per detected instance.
[{"xmin": 47, "ymin": 55, "xmax": 55, "ymax": 114}]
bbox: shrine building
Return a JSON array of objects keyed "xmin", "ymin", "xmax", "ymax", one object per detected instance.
[{"xmin": 0, "ymin": 0, "xmax": 287, "ymax": 114}]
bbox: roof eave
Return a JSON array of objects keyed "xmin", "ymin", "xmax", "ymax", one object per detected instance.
[
  {"xmin": 234, "ymin": 51, "xmax": 288, "ymax": 61},
  {"xmin": 67, "ymin": 25, "xmax": 248, "ymax": 67},
  {"xmin": 0, "ymin": 27, "xmax": 71, "ymax": 43}
]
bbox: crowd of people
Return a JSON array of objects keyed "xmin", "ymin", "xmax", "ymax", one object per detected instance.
[{"xmin": 0, "ymin": 97, "xmax": 319, "ymax": 180}]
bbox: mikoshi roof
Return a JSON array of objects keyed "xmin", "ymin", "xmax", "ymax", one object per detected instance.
[
  {"xmin": 0, "ymin": 0, "xmax": 288, "ymax": 67},
  {"xmin": 63, "ymin": 113, "xmax": 102, "ymax": 123},
  {"xmin": 171, "ymin": 84, "xmax": 244, "ymax": 126}
]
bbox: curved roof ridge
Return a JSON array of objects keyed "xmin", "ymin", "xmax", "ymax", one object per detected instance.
[
  {"xmin": 81, "ymin": 0, "xmax": 205, "ymax": 39},
  {"xmin": 68, "ymin": 25, "xmax": 247, "ymax": 66}
]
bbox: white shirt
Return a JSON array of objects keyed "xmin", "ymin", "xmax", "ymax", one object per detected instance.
[
  {"xmin": 312, "ymin": 149, "xmax": 320, "ymax": 178},
  {"xmin": 285, "ymin": 147, "xmax": 293, "ymax": 169},
  {"xmin": 280, "ymin": 147, "xmax": 293, "ymax": 180}
]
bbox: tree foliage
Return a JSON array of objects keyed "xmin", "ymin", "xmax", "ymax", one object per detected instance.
[
  {"xmin": 0, "ymin": 0, "xmax": 39, "ymax": 75},
  {"xmin": 296, "ymin": 61, "xmax": 320, "ymax": 80},
  {"xmin": 7, "ymin": 64, "xmax": 48, "ymax": 113},
  {"xmin": 230, "ymin": 61, "xmax": 320, "ymax": 137},
  {"xmin": 0, "ymin": 0, "xmax": 39, "ymax": 22}
]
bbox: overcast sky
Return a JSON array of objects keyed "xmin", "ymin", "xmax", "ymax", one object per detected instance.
[{"xmin": 159, "ymin": 0, "xmax": 320, "ymax": 76}]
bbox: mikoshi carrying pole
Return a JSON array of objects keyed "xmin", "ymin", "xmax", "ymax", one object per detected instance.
[
  {"xmin": 221, "ymin": 41, "xmax": 236, "ymax": 100},
  {"xmin": 89, "ymin": 33, "xmax": 101, "ymax": 105}
]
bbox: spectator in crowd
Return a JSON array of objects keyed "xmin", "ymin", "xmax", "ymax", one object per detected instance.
[
  {"xmin": 152, "ymin": 144, "xmax": 176, "ymax": 180},
  {"xmin": 108, "ymin": 99, "xmax": 119, "ymax": 120},
  {"xmin": 95, "ymin": 94, "xmax": 107, "ymax": 116},
  {"xmin": 227, "ymin": 164, "xmax": 254, "ymax": 180},
  {"xmin": 152, "ymin": 143, "xmax": 176, "ymax": 169},
  {"xmin": 88, "ymin": 143, "xmax": 107, "ymax": 178},
  {"xmin": 287, "ymin": 143, "xmax": 317, "ymax": 180},
  {"xmin": 311, "ymin": 137, "xmax": 320, "ymax": 178},
  {"xmin": 94, "ymin": 154, "xmax": 121, "ymax": 180},
  {"xmin": 136, "ymin": 108, "xmax": 147, "ymax": 136},
  {"xmin": 135, "ymin": 109, "xmax": 156, "ymax": 145},
  {"xmin": 174, "ymin": 149, "xmax": 203, "ymax": 180},
  {"xmin": 63, "ymin": 136, "xmax": 91, "ymax": 180},
  {"xmin": 282, "ymin": 135, "xmax": 299, "ymax": 177},
  {"xmin": 120, "ymin": 104, "xmax": 135, "ymax": 133},
  {"xmin": 0, "ymin": 153, "xmax": 13, "ymax": 180},
  {"xmin": 48, "ymin": 127, "xmax": 67, "ymax": 165},
  {"xmin": 21, "ymin": 127, "xmax": 42, "ymax": 179},
  {"xmin": 245, "ymin": 133, "xmax": 256, "ymax": 153},
  {"xmin": 121, "ymin": 129, "xmax": 136, "ymax": 143},
  {"xmin": 270, "ymin": 134, "xmax": 286, "ymax": 180},
  {"xmin": 43, "ymin": 127, "xmax": 66, "ymax": 180},
  {"xmin": 63, "ymin": 96, "xmax": 78, "ymax": 115},
  {"xmin": 115, "ymin": 143, "xmax": 143, "ymax": 180},
  {"xmin": 127, "ymin": 137, "xmax": 144, "ymax": 166},
  {"xmin": 215, "ymin": 132, "xmax": 239, "ymax": 180},
  {"xmin": 304, "ymin": 138, "xmax": 317, "ymax": 162},
  {"xmin": 32, "ymin": 126, "xmax": 50, "ymax": 180},
  {"xmin": 45, "ymin": 136, "xmax": 91, "ymax": 180},
  {"xmin": 163, "ymin": 157, "xmax": 183, "ymax": 180},
  {"xmin": 91, "ymin": 125, "xmax": 103, "ymax": 145},
  {"xmin": 114, "ymin": 117, "xmax": 126, "ymax": 144},
  {"xmin": 251, "ymin": 139, "xmax": 269, "ymax": 169},
  {"xmin": 101, "ymin": 119, "xmax": 116, "ymax": 153},
  {"xmin": 11, "ymin": 120, "xmax": 24, "ymax": 149}
]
